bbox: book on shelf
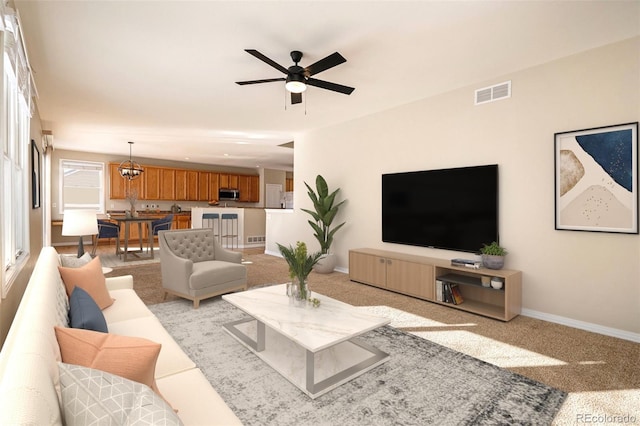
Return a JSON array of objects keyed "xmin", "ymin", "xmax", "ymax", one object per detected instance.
[
  {"xmin": 436, "ymin": 280, "xmax": 444, "ymax": 302},
  {"xmin": 450, "ymin": 283, "xmax": 464, "ymax": 305}
]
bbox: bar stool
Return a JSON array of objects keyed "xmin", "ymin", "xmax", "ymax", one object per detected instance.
[
  {"xmin": 202, "ymin": 213, "xmax": 220, "ymax": 241},
  {"xmin": 220, "ymin": 213, "xmax": 238, "ymax": 249}
]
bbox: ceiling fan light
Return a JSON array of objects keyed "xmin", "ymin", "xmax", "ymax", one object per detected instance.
[{"xmin": 285, "ymin": 75, "xmax": 306, "ymax": 93}]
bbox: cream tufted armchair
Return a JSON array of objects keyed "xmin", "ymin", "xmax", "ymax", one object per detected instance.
[{"xmin": 158, "ymin": 228, "xmax": 247, "ymax": 308}]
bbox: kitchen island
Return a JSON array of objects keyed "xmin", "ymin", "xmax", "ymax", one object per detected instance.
[{"xmin": 191, "ymin": 207, "xmax": 266, "ymax": 249}]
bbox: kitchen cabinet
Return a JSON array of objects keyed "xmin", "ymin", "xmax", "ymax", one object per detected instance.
[
  {"xmin": 286, "ymin": 178, "xmax": 294, "ymax": 192},
  {"xmin": 159, "ymin": 168, "xmax": 176, "ymax": 200},
  {"xmin": 175, "ymin": 170, "xmax": 187, "ymax": 201},
  {"xmin": 144, "ymin": 167, "xmax": 161, "ymax": 200},
  {"xmin": 186, "ymin": 170, "xmax": 199, "ymax": 201},
  {"xmin": 209, "ymin": 173, "xmax": 220, "ymax": 201},
  {"xmin": 238, "ymin": 175, "xmax": 250, "ymax": 202},
  {"xmin": 249, "ymin": 175, "xmax": 260, "ymax": 202},
  {"xmin": 198, "ymin": 172, "xmax": 210, "ymax": 201},
  {"xmin": 219, "ymin": 173, "xmax": 239, "ymax": 189}
]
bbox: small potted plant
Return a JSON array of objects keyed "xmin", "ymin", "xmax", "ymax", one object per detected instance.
[
  {"xmin": 480, "ymin": 241, "xmax": 507, "ymax": 269},
  {"xmin": 301, "ymin": 175, "xmax": 346, "ymax": 274},
  {"xmin": 277, "ymin": 241, "xmax": 322, "ymax": 303}
]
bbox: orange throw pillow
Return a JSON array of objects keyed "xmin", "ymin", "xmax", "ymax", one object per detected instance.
[
  {"xmin": 58, "ymin": 256, "xmax": 114, "ymax": 309},
  {"xmin": 54, "ymin": 326, "xmax": 161, "ymax": 393}
]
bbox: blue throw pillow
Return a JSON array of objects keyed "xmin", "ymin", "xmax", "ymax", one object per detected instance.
[{"xmin": 69, "ymin": 286, "xmax": 108, "ymax": 333}]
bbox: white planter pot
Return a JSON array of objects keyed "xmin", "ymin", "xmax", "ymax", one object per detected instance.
[{"xmin": 313, "ymin": 253, "xmax": 337, "ymax": 274}]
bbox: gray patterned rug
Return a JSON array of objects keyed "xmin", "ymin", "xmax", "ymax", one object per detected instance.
[{"xmin": 150, "ymin": 298, "xmax": 566, "ymax": 425}]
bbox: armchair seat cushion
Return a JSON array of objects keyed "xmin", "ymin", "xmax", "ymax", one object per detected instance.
[{"xmin": 190, "ymin": 261, "xmax": 247, "ymax": 290}]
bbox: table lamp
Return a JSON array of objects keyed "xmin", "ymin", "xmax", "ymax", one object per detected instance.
[{"xmin": 62, "ymin": 209, "xmax": 99, "ymax": 258}]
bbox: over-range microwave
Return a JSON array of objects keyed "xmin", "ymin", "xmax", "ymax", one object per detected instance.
[{"xmin": 219, "ymin": 188, "xmax": 240, "ymax": 201}]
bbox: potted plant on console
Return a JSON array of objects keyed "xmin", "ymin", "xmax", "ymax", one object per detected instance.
[
  {"xmin": 301, "ymin": 175, "xmax": 346, "ymax": 274},
  {"xmin": 480, "ymin": 241, "xmax": 507, "ymax": 270}
]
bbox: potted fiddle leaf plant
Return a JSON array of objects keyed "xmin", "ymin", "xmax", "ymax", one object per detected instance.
[
  {"xmin": 479, "ymin": 241, "xmax": 507, "ymax": 269},
  {"xmin": 301, "ymin": 175, "xmax": 346, "ymax": 274}
]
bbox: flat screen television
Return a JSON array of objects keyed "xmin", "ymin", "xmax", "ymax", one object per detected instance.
[{"xmin": 382, "ymin": 164, "xmax": 499, "ymax": 253}]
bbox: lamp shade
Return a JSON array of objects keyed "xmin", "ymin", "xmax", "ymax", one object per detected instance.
[{"xmin": 62, "ymin": 210, "xmax": 98, "ymax": 237}]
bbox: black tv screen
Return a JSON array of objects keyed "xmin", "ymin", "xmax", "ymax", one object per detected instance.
[{"xmin": 382, "ymin": 164, "xmax": 499, "ymax": 253}]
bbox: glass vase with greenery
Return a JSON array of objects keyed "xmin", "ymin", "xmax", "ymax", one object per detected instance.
[{"xmin": 277, "ymin": 241, "xmax": 322, "ymax": 301}]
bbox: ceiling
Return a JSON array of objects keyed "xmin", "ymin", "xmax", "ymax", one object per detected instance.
[{"xmin": 14, "ymin": 1, "xmax": 640, "ymax": 171}]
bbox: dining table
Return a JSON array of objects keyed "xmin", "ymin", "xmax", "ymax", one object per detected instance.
[{"xmin": 111, "ymin": 216, "xmax": 156, "ymax": 262}]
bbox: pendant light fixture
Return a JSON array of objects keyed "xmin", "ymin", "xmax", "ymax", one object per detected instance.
[{"xmin": 118, "ymin": 141, "xmax": 144, "ymax": 180}]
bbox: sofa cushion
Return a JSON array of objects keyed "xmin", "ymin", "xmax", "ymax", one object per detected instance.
[
  {"xmin": 69, "ymin": 286, "xmax": 108, "ymax": 333},
  {"xmin": 190, "ymin": 261, "xmax": 246, "ymax": 290},
  {"xmin": 54, "ymin": 326, "xmax": 161, "ymax": 394},
  {"xmin": 102, "ymin": 288, "xmax": 154, "ymax": 324},
  {"xmin": 58, "ymin": 363, "xmax": 182, "ymax": 426},
  {"xmin": 59, "ymin": 256, "xmax": 114, "ymax": 310},
  {"xmin": 107, "ymin": 316, "xmax": 196, "ymax": 379},
  {"xmin": 59, "ymin": 252, "xmax": 92, "ymax": 268}
]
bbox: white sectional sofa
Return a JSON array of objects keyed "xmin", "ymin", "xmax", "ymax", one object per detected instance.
[{"xmin": 0, "ymin": 246, "xmax": 242, "ymax": 425}]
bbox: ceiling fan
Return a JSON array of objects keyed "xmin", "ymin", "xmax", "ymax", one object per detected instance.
[{"xmin": 236, "ymin": 49, "xmax": 355, "ymax": 104}]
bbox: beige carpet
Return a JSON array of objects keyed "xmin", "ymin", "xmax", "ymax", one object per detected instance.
[{"xmin": 101, "ymin": 250, "xmax": 639, "ymax": 425}]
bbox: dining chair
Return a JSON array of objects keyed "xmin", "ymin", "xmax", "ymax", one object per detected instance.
[{"xmin": 91, "ymin": 219, "xmax": 120, "ymax": 256}]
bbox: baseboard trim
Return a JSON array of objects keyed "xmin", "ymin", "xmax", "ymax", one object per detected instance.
[{"xmin": 521, "ymin": 308, "xmax": 640, "ymax": 343}]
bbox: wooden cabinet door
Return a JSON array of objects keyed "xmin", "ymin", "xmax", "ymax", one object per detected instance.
[
  {"xmin": 109, "ymin": 163, "xmax": 126, "ymax": 199},
  {"xmin": 198, "ymin": 172, "xmax": 210, "ymax": 201},
  {"xmin": 286, "ymin": 178, "xmax": 294, "ymax": 192},
  {"xmin": 238, "ymin": 175, "xmax": 250, "ymax": 202},
  {"xmin": 229, "ymin": 174, "xmax": 239, "ymax": 189},
  {"xmin": 349, "ymin": 252, "xmax": 386, "ymax": 288},
  {"xmin": 144, "ymin": 167, "xmax": 161, "ymax": 200},
  {"xmin": 175, "ymin": 169, "xmax": 187, "ymax": 201},
  {"xmin": 209, "ymin": 173, "xmax": 219, "ymax": 201},
  {"xmin": 177, "ymin": 215, "xmax": 191, "ymax": 229},
  {"xmin": 159, "ymin": 168, "xmax": 176, "ymax": 200},
  {"xmin": 186, "ymin": 171, "xmax": 198, "ymax": 201},
  {"xmin": 386, "ymin": 259, "xmax": 434, "ymax": 300},
  {"xmin": 249, "ymin": 175, "xmax": 260, "ymax": 202},
  {"xmin": 219, "ymin": 173, "xmax": 229, "ymax": 188}
]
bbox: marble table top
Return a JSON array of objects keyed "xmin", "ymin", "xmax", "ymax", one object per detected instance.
[{"xmin": 223, "ymin": 284, "xmax": 390, "ymax": 352}]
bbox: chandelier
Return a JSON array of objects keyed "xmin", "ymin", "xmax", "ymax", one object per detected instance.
[{"xmin": 118, "ymin": 141, "xmax": 144, "ymax": 180}]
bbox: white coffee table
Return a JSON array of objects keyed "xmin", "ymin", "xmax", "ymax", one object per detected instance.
[{"xmin": 222, "ymin": 284, "xmax": 390, "ymax": 399}]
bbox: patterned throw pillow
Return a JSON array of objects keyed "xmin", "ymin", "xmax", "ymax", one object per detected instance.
[
  {"xmin": 60, "ymin": 252, "xmax": 93, "ymax": 268},
  {"xmin": 58, "ymin": 363, "xmax": 182, "ymax": 426}
]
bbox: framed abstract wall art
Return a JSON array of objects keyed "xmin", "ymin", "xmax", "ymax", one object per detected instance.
[{"xmin": 554, "ymin": 122, "xmax": 638, "ymax": 234}]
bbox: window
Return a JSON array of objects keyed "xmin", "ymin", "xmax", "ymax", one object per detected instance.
[
  {"xmin": 2, "ymin": 53, "xmax": 30, "ymax": 297},
  {"xmin": 60, "ymin": 160, "xmax": 105, "ymax": 214},
  {"xmin": 1, "ymin": 7, "xmax": 33, "ymax": 297}
]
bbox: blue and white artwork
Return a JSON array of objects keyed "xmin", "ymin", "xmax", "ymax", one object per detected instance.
[{"xmin": 555, "ymin": 122, "xmax": 638, "ymax": 233}]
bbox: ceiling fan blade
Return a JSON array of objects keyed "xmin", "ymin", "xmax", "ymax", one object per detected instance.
[
  {"xmin": 291, "ymin": 92, "xmax": 302, "ymax": 104},
  {"xmin": 236, "ymin": 78, "xmax": 285, "ymax": 85},
  {"xmin": 306, "ymin": 78, "xmax": 355, "ymax": 95},
  {"xmin": 304, "ymin": 52, "xmax": 346, "ymax": 76},
  {"xmin": 245, "ymin": 49, "xmax": 288, "ymax": 74}
]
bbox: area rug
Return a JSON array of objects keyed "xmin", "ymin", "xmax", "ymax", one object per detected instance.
[
  {"xmin": 149, "ymin": 298, "xmax": 567, "ymax": 426},
  {"xmin": 98, "ymin": 248, "xmax": 160, "ymax": 268}
]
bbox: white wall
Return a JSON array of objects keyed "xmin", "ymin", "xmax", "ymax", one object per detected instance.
[{"xmin": 279, "ymin": 37, "xmax": 640, "ymax": 338}]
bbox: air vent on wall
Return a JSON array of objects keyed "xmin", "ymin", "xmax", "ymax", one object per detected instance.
[{"xmin": 474, "ymin": 80, "xmax": 511, "ymax": 105}]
